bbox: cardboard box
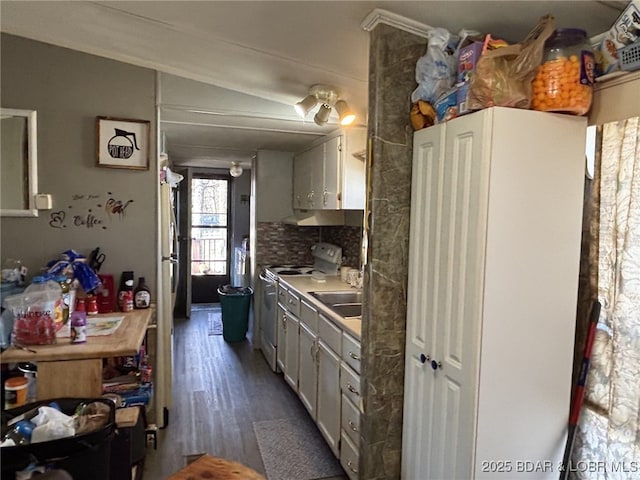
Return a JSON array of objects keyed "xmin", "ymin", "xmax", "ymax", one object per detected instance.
[
  {"xmin": 457, "ymin": 41, "xmax": 484, "ymax": 84},
  {"xmin": 597, "ymin": 0, "xmax": 640, "ymax": 75},
  {"xmin": 456, "ymin": 41, "xmax": 484, "ymax": 115}
]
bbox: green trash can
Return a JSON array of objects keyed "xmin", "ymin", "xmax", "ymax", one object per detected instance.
[{"xmin": 217, "ymin": 285, "xmax": 253, "ymax": 342}]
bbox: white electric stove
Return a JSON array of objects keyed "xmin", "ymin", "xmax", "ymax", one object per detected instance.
[{"xmin": 259, "ymin": 242, "xmax": 342, "ymax": 371}]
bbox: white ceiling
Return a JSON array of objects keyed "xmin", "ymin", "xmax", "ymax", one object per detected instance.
[{"xmin": 0, "ymin": 1, "xmax": 627, "ymax": 168}]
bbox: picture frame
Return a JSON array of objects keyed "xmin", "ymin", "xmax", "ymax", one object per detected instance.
[{"xmin": 96, "ymin": 116, "xmax": 150, "ymax": 170}]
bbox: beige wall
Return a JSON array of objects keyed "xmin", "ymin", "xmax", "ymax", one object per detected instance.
[
  {"xmin": 590, "ymin": 72, "xmax": 640, "ymax": 125},
  {"xmin": 0, "ymin": 34, "xmax": 158, "ymax": 294}
]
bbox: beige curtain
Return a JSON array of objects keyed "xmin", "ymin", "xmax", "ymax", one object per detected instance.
[{"xmin": 573, "ymin": 117, "xmax": 640, "ymax": 479}]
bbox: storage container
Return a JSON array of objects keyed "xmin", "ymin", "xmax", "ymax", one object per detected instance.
[
  {"xmin": 1, "ymin": 397, "xmax": 115, "ymax": 480},
  {"xmin": 532, "ymin": 28, "xmax": 595, "ymax": 115}
]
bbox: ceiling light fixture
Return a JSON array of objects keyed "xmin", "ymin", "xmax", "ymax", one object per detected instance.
[
  {"xmin": 314, "ymin": 104, "xmax": 332, "ymax": 126},
  {"xmin": 229, "ymin": 162, "xmax": 243, "ymax": 177},
  {"xmin": 294, "ymin": 84, "xmax": 356, "ymax": 126},
  {"xmin": 335, "ymin": 100, "xmax": 356, "ymax": 126}
]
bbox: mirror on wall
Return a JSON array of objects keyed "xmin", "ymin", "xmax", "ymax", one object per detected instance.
[{"xmin": 1, "ymin": 108, "xmax": 38, "ymax": 217}]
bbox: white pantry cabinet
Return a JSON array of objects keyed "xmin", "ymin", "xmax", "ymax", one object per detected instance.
[
  {"xmin": 402, "ymin": 107, "xmax": 586, "ymax": 480},
  {"xmin": 293, "ymin": 127, "xmax": 366, "ymax": 210}
]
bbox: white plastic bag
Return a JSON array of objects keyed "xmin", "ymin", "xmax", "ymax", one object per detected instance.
[
  {"xmin": 411, "ymin": 28, "xmax": 456, "ymax": 104},
  {"xmin": 30, "ymin": 406, "xmax": 75, "ymax": 443}
]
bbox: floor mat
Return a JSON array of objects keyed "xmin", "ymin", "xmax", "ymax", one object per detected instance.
[
  {"xmin": 253, "ymin": 418, "xmax": 343, "ymax": 480},
  {"xmin": 208, "ymin": 311, "xmax": 223, "ymax": 336}
]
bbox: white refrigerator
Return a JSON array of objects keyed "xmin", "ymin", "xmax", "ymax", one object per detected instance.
[{"xmin": 156, "ymin": 177, "xmax": 179, "ymax": 428}]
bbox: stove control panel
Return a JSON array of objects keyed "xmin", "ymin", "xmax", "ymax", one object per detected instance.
[{"xmin": 311, "ymin": 242, "xmax": 342, "ymax": 275}]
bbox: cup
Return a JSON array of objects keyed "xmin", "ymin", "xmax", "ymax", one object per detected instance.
[
  {"xmin": 347, "ymin": 268, "xmax": 359, "ymax": 287},
  {"xmin": 341, "ymin": 266, "xmax": 352, "ymax": 283}
]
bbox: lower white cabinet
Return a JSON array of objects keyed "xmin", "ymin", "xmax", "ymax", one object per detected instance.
[
  {"xmin": 276, "ymin": 304, "xmax": 286, "ymax": 372},
  {"xmin": 283, "ymin": 312, "xmax": 299, "ymax": 390},
  {"xmin": 316, "ymin": 339, "xmax": 341, "ymax": 457},
  {"xmin": 298, "ymin": 321, "xmax": 318, "ymax": 418},
  {"xmin": 340, "ymin": 429, "xmax": 360, "ymax": 480}
]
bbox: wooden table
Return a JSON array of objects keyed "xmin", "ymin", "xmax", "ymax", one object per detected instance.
[
  {"xmin": 0, "ymin": 309, "xmax": 152, "ymax": 400},
  {"xmin": 168, "ymin": 454, "xmax": 265, "ymax": 480}
]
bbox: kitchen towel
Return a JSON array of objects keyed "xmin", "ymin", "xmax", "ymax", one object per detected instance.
[{"xmin": 253, "ymin": 417, "xmax": 343, "ymax": 480}]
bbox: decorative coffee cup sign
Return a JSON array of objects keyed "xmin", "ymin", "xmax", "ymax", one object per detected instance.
[{"xmin": 96, "ymin": 117, "xmax": 150, "ymax": 170}]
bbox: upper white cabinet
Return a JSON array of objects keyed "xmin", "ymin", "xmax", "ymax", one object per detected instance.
[
  {"xmin": 293, "ymin": 127, "xmax": 366, "ymax": 210},
  {"xmin": 402, "ymin": 107, "xmax": 586, "ymax": 479}
]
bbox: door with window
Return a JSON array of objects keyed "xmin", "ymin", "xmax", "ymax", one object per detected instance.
[{"xmin": 190, "ymin": 174, "xmax": 231, "ymax": 304}]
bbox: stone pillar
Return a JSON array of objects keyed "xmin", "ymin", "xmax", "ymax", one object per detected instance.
[{"xmin": 359, "ymin": 23, "xmax": 426, "ymax": 480}]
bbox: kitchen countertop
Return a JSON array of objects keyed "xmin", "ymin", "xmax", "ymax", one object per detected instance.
[{"xmin": 277, "ymin": 275, "xmax": 362, "ymax": 339}]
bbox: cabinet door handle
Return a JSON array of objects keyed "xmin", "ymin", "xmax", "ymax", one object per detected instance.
[
  {"xmin": 420, "ymin": 353, "xmax": 430, "ymax": 364},
  {"xmin": 323, "ymin": 188, "xmax": 328, "ymax": 207},
  {"xmin": 349, "ymin": 351, "xmax": 360, "ymax": 361},
  {"xmin": 347, "ymin": 383, "xmax": 360, "ymax": 396},
  {"xmin": 282, "ymin": 315, "xmax": 287, "ymax": 331},
  {"xmin": 347, "ymin": 460, "xmax": 358, "ymax": 474},
  {"xmin": 431, "ymin": 360, "xmax": 442, "ymax": 370},
  {"xmin": 348, "ymin": 419, "xmax": 358, "ymax": 432}
]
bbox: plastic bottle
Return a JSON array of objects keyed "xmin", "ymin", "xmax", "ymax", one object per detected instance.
[
  {"xmin": 24, "ymin": 276, "xmax": 64, "ymax": 332},
  {"xmin": 54, "ymin": 275, "xmax": 71, "ymax": 325},
  {"xmin": 532, "ymin": 28, "xmax": 595, "ymax": 115},
  {"xmin": 70, "ymin": 298, "xmax": 87, "ymax": 344},
  {"xmin": 134, "ymin": 277, "xmax": 151, "ymax": 309},
  {"xmin": 1, "ymin": 420, "xmax": 35, "ymax": 446},
  {"xmin": 118, "ymin": 272, "xmax": 135, "ymax": 312}
]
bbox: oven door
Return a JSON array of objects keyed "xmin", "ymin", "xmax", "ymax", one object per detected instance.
[{"xmin": 259, "ymin": 272, "xmax": 278, "ymax": 371}]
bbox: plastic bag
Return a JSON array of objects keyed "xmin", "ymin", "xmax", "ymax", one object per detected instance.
[
  {"xmin": 411, "ymin": 28, "xmax": 456, "ymax": 104},
  {"xmin": 31, "ymin": 406, "xmax": 75, "ymax": 443},
  {"xmin": 467, "ymin": 15, "xmax": 555, "ymax": 110},
  {"xmin": 4, "ymin": 291, "xmax": 59, "ymax": 345}
]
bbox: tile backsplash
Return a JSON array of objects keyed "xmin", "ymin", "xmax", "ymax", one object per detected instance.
[
  {"xmin": 321, "ymin": 225, "xmax": 362, "ymax": 268},
  {"xmin": 256, "ymin": 222, "xmax": 362, "ymax": 268}
]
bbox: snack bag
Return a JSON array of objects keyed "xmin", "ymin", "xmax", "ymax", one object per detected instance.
[{"xmin": 467, "ymin": 15, "xmax": 555, "ymax": 110}]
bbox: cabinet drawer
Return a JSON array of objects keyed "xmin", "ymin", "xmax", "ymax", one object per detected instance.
[
  {"xmin": 277, "ymin": 284, "xmax": 288, "ymax": 306},
  {"xmin": 341, "ymin": 394, "xmax": 360, "ymax": 447},
  {"xmin": 342, "ymin": 333, "xmax": 361, "ymax": 374},
  {"xmin": 300, "ymin": 299, "xmax": 317, "ymax": 332},
  {"xmin": 340, "ymin": 362, "xmax": 361, "ymax": 407},
  {"xmin": 318, "ymin": 314, "xmax": 341, "ymax": 353},
  {"xmin": 286, "ymin": 290, "xmax": 300, "ymax": 317},
  {"xmin": 340, "ymin": 429, "xmax": 359, "ymax": 480}
]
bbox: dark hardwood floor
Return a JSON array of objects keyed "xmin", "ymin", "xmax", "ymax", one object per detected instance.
[{"xmin": 142, "ymin": 305, "xmax": 347, "ymax": 479}]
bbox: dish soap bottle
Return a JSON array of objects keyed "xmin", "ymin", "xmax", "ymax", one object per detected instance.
[{"xmin": 134, "ymin": 277, "xmax": 151, "ymax": 309}]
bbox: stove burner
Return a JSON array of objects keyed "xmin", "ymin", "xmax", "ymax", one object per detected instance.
[
  {"xmin": 277, "ymin": 270, "xmax": 303, "ymax": 275},
  {"xmin": 268, "ymin": 265, "xmax": 284, "ymax": 268}
]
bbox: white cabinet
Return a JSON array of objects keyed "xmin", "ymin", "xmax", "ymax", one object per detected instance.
[
  {"xmin": 293, "ymin": 146, "xmax": 323, "ymax": 209},
  {"xmin": 283, "ymin": 312, "xmax": 299, "ymax": 390},
  {"xmin": 316, "ymin": 337, "xmax": 342, "ymax": 457},
  {"xmin": 276, "ymin": 304, "xmax": 286, "ymax": 373},
  {"xmin": 298, "ymin": 320, "xmax": 318, "ymax": 418},
  {"xmin": 402, "ymin": 107, "xmax": 586, "ymax": 479},
  {"xmin": 293, "ymin": 127, "xmax": 366, "ymax": 210}
]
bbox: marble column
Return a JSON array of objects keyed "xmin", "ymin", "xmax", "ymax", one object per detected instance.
[{"xmin": 360, "ymin": 23, "xmax": 426, "ymax": 480}]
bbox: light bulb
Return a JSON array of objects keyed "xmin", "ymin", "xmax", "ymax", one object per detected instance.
[{"xmin": 230, "ymin": 162, "xmax": 243, "ymax": 177}]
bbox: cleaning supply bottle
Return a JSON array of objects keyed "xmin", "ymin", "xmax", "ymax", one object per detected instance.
[{"xmin": 70, "ymin": 298, "xmax": 87, "ymax": 344}]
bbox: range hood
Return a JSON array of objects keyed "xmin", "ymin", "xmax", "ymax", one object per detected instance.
[{"xmin": 282, "ymin": 210, "xmax": 345, "ymax": 226}]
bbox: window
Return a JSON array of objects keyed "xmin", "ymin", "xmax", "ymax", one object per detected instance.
[{"xmin": 191, "ymin": 177, "xmax": 229, "ymax": 275}]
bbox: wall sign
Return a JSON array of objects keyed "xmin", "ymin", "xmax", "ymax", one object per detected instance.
[{"xmin": 96, "ymin": 117, "xmax": 150, "ymax": 170}]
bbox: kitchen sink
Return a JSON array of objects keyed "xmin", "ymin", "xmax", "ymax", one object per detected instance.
[
  {"xmin": 330, "ymin": 303, "xmax": 362, "ymax": 318},
  {"xmin": 310, "ymin": 290, "xmax": 363, "ymax": 305},
  {"xmin": 310, "ymin": 291, "xmax": 362, "ymax": 318}
]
